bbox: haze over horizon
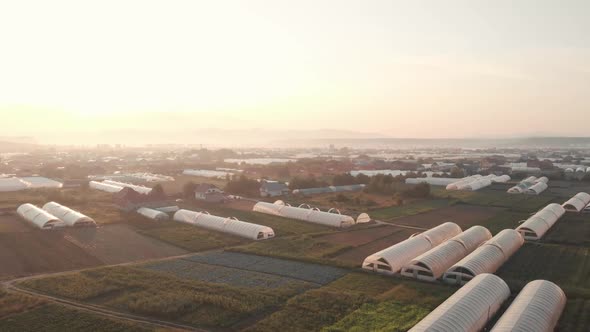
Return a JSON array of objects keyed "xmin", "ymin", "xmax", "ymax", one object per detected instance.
[{"xmin": 1, "ymin": 0, "xmax": 589, "ymax": 144}]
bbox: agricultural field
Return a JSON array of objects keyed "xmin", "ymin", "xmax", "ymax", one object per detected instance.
[
  {"xmin": 0, "ymin": 231, "xmax": 103, "ymax": 280},
  {"xmin": 136, "ymin": 222, "xmax": 247, "ymax": 252},
  {"xmin": 432, "ymin": 187, "xmax": 557, "ymax": 212},
  {"xmin": 0, "ymin": 188, "xmax": 122, "ymax": 225},
  {"xmin": 140, "ymin": 251, "xmax": 346, "ymax": 292},
  {"xmin": 247, "ymin": 272, "xmax": 455, "ymax": 332},
  {"xmin": 0, "ymin": 288, "xmax": 45, "ymax": 319},
  {"xmin": 369, "ymin": 199, "xmax": 453, "ymax": 221},
  {"xmin": 544, "ymin": 213, "xmax": 590, "ymax": 246},
  {"xmin": 18, "ymin": 266, "xmax": 305, "ymax": 330},
  {"xmin": 63, "ymin": 224, "xmax": 188, "ymax": 264},
  {"xmin": 383, "ymin": 204, "xmax": 505, "ymax": 229},
  {"xmin": 496, "ymin": 242, "xmax": 590, "ymax": 331},
  {"xmin": 230, "ymin": 234, "xmax": 354, "ymax": 267},
  {"xmin": 316, "ymin": 225, "xmax": 418, "ymax": 266},
  {"xmin": 0, "ymin": 214, "xmax": 32, "ymax": 233},
  {"xmin": 289, "ymin": 191, "xmax": 407, "ymax": 213},
  {"xmin": 0, "ymin": 303, "xmax": 152, "ymax": 332}
]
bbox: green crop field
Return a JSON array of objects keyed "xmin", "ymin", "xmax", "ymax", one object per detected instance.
[
  {"xmin": 230, "ymin": 234, "xmax": 354, "ymax": 267},
  {"xmin": 369, "ymin": 199, "xmax": 453, "ymax": 221},
  {"xmin": 247, "ymin": 272, "xmax": 455, "ymax": 332},
  {"xmin": 0, "ymin": 289, "xmax": 45, "ymax": 320},
  {"xmin": 432, "ymin": 188, "xmax": 557, "ymax": 212},
  {"xmin": 137, "ymin": 223, "xmax": 247, "ymax": 252},
  {"xmin": 544, "ymin": 214, "xmax": 590, "ymax": 247},
  {"xmin": 18, "ymin": 266, "xmax": 303, "ymax": 329},
  {"xmin": 0, "ymin": 304, "xmax": 152, "ymax": 332}
]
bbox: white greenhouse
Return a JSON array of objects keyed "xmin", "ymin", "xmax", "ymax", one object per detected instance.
[
  {"xmin": 173, "ymin": 209, "xmax": 274, "ymax": 240},
  {"xmin": 409, "ymin": 273, "xmax": 510, "ymax": 332},
  {"xmin": 253, "ymin": 201, "xmax": 359, "ymax": 228},
  {"xmin": 491, "ymin": 175, "xmax": 511, "ymax": 183},
  {"xmin": 89, "ymin": 181, "xmax": 124, "ymax": 193},
  {"xmin": 562, "ymin": 192, "xmax": 590, "ymax": 212},
  {"xmin": 401, "ymin": 226, "xmax": 492, "ymax": 282},
  {"xmin": 102, "ymin": 180, "xmax": 152, "ymax": 195},
  {"xmin": 516, "ymin": 203, "xmax": 565, "ymax": 240},
  {"xmin": 362, "ymin": 222, "xmax": 462, "ymax": 275},
  {"xmin": 491, "ymin": 280, "xmax": 566, "ymax": 332},
  {"xmin": 524, "ymin": 181, "xmax": 548, "ymax": 195},
  {"xmin": 443, "ymin": 229, "xmax": 524, "ymax": 285},
  {"xmin": 42, "ymin": 202, "xmax": 96, "ymax": 227},
  {"xmin": 137, "ymin": 207, "xmax": 169, "ymax": 221},
  {"xmin": 16, "ymin": 203, "xmax": 65, "ymax": 230}
]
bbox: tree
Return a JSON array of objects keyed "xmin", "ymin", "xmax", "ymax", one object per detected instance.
[
  {"xmin": 332, "ymin": 173, "xmax": 357, "ymax": 186},
  {"xmin": 182, "ymin": 181, "xmax": 197, "ymax": 198}
]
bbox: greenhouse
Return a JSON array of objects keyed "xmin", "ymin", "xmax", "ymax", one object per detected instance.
[
  {"xmin": 253, "ymin": 201, "xmax": 358, "ymax": 227},
  {"xmin": 16, "ymin": 203, "xmax": 65, "ymax": 230},
  {"xmin": 173, "ymin": 209, "xmax": 274, "ymax": 240},
  {"xmin": 42, "ymin": 202, "xmax": 96, "ymax": 227}
]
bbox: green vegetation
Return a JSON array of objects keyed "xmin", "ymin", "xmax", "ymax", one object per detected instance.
[
  {"xmin": 559, "ymin": 298, "xmax": 590, "ymax": 332},
  {"xmin": 248, "ymin": 272, "xmax": 454, "ymax": 332},
  {"xmin": 231, "ymin": 235, "xmax": 353, "ymax": 267},
  {"xmin": 137, "ymin": 224, "xmax": 246, "ymax": 252},
  {"xmin": 224, "ymin": 175, "xmax": 260, "ymax": 196},
  {"xmin": 289, "ymin": 176, "xmax": 329, "ymax": 190},
  {"xmin": 370, "ymin": 199, "xmax": 452, "ymax": 221},
  {"xmin": 497, "ymin": 243, "xmax": 590, "ymax": 296},
  {"xmin": 544, "ymin": 214, "xmax": 590, "ymax": 246},
  {"xmin": 479, "ymin": 210, "xmax": 531, "ymax": 235},
  {"xmin": 432, "ymin": 188, "xmax": 556, "ymax": 212},
  {"xmin": 323, "ymin": 301, "xmax": 429, "ymax": 332},
  {"xmin": 19, "ymin": 266, "xmax": 301, "ymax": 329},
  {"xmin": 0, "ymin": 289, "xmax": 46, "ymax": 319},
  {"xmin": 0, "ymin": 304, "xmax": 152, "ymax": 332}
]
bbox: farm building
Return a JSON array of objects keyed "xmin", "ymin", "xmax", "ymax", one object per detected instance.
[
  {"xmin": 401, "ymin": 226, "xmax": 492, "ymax": 282},
  {"xmin": 443, "ymin": 229, "xmax": 524, "ymax": 285},
  {"xmin": 292, "ymin": 184, "xmax": 365, "ymax": 195},
  {"xmin": 173, "ymin": 209, "xmax": 274, "ymax": 240},
  {"xmin": 137, "ymin": 207, "xmax": 169, "ymax": 221},
  {"xmin": 183, "ymin": 169, "xmax": 233, "ymax": 179},
  {"xmin": 103, "ymin": 180, "xmax": 152, "ymax": 195},
  {"xmin": 253, "ymin": 201, "xmax": 358, "ymax": 228},
  {"xmin": 42, "ymin": 202, "xmax": 96, "ymax": 227},
  {"xmin": 409, "ymin": 273, "xmax": 510, "ymax": 332},
  {"xmin": 362, "ymin": 222, "xmax": 462, "ymax": 275},
  {"xmin": 16, "ymin": 203, "xmax": 65, "ymax": 230},
  {"xmin": 525, "ymin": 181, "xmax": 548, "ymax": 195},
  {"xmin": 491, "ymin": 280, "xmax": 566, "ymax": 332},
  {"xmin": 405, "ymin": 177, "xmax": 460, "ymax": 186},
  {"xmin": 516, "ymin": 203, "xmax": 565, "ymax": 240},
  {"xmin": 194, "ymin": 183, "xmax": 225, "ymax": 203},
  {"xmin": 113, "ymin": 187, "xmax": 171, "ymax": 212},
  {"xmin": 562, "ymin": 192, "xmax": 590, "ymax": 212},
  {"xmin": 89, "ymin": 180, "xmax": 124, "ymax": 193},
  {"xmin": 259, "ymin": 180, "xmax": 290, "ymax": 197}
]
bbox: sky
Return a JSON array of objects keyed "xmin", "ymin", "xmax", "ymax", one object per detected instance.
[{"xmin": 0, "ymin": 0, "xmax": 589, "ymax": 144}]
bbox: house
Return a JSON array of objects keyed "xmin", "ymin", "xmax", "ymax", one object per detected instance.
[
  {"xmin": 259, "ymin": 180, "xmax": 290, "ymax": 197},
  {"xmin": 194, "ymin": 183, "xmax": 225, "ymax": 203}
]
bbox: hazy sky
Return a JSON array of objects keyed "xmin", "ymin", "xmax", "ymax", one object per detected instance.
[{"xmin": 1, "ymin": 0, "xmax": 589, "ymax": 143}]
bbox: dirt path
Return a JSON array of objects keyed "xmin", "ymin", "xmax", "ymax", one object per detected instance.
[{"xmin": 1, "ymin": 251, "xmax": 217, "ymax": 332}]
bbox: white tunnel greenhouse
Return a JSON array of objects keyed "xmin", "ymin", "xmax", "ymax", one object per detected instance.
[
  {"xmin": 491, "ymin": 280, "xmax": 566, "ymax": 332},
  {"xmin": 445, "ymin": 175, "xmax": 482, "ymax": 191},
  {"xmin": 103, "ymin": 180, "xmax": 152, "ymax": 195},
  {"xmin": 89, "ymin": 181, "xmax": 124, "ymax": 193},
  {"xmin": 562, "ymin": 192, "xmax": 590, "ymax": 212},
  {"xmin": 516, "ymin": 203, "xmax": 565, "ymax": 240},
  {"xmin": 42, "ymin": 202, "xmax": 96, "ymax": 227},
  {"xmin": 525, "ymin": 181, "xmax": 548, "ymax": 195},
  {"xmin": 362, "ymin": 222, "xmax": 462, "ymax": 275},
  {"xmin": 137, "ymin": 207, "xmax": 169, "ymax": 221},
  {"xmin": 253, "ymin": 201, "xmax": 360, "ymax": 228},
  {"xmin": 409, "ymin": 273, "xmax": 511, "ymax": 332},
  {"xmin": 443, "ymin": 229, "xmax": 524, "ymax": 285},
  {"xmin": 16, "ymin": 203, "xmax": 65, "ymax": 230},
  {"xmin": 173, "ymin": 209, "xmax": 274, "ymax": 240},
  {"xmin": 401, "ymin": 226, "xmax": 492, "ymax": 282}
]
